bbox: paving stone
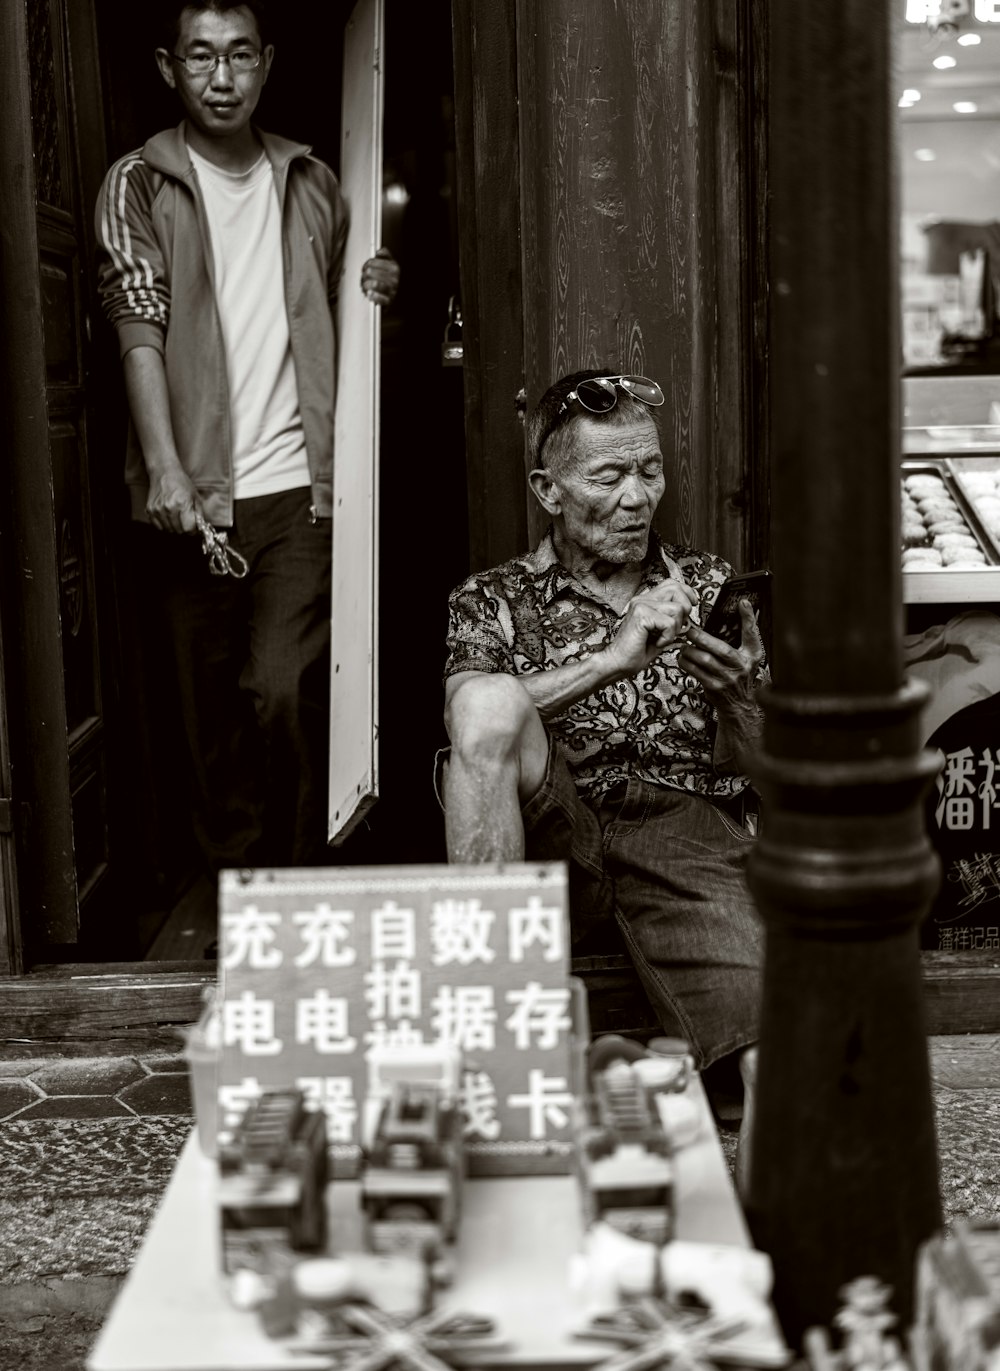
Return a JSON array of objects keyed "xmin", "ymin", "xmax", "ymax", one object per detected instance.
[
  {"xmin": 14, "ymin": 1096, "xmax": 135, "ymax": 1121},
  {"xmin": 0, "ymin": 1080, "xmax": 42, "ymax": 1119},
  {"xmin": 117, "ymin": 1072, "xmax": 192, "ymax": 1116},
  {"xmin": 934, "ymin": 1084, "xmax": 1000, "ymax": 1157},
  {"xmin": 28, "ymin": 1058, "xmax": 143, "ymax": 1097},
  {"xmin": 136, "ymin": 1051, "xmax": 189, "ymax": 1074},
  {"xmin": 929, "ymin": 1034, "xmax": 1000, "ymax": 1091},
  {"xmin": 0, "ymin": 1118, "xmax": 192, "ymax": 1197},
  {"xmin": 0, "ymin": 1060, "xmax": 58, "ymax": 1079},
  {"xmin": 0, "ymin": 1306, "xmax": 105, "ymax": 1371},
  {"xmin": 0, "ymin": 1195, "xmax": 158, "ymax": 1281}
]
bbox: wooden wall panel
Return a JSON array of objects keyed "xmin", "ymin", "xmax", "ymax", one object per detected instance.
[
  {"xmin": 0, "ymin": 0, "xmax": 77, "ymax": 952},
  {"xmin": 515, "ymin": 0, "xmax": 756, "ymax": 570},
  {"xmin": 748, "ymin": 0, "xmax": 771, "ymax": 572},
  {"xmin": 451, "ymin": 0, "xmax": 528, "ymax": 572}
]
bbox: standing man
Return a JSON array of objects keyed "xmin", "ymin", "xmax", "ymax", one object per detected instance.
[
  {"xmin": 96, "ymin": 1, "xmax": 398, "ymax": 869},
  {"xmin": 443, "ymin": 369, "xmax": 765, "ymax": 1185}
]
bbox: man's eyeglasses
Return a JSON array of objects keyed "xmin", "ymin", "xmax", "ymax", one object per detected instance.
[
  {"xmin": 538, "ymin": 374, "xmax": 664, "ymax": 462},
  {"xmin": 172, "ymin": 48, "xmax": 262, "ymax": 75},
  {"xmin": 557, "ymin": 374, "xmax": 664, "ymax": 418}
]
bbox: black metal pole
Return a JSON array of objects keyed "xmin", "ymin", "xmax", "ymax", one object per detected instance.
[{"xmin": 746, "ymin": 0, "xmax": 943, "ymax": 1346}]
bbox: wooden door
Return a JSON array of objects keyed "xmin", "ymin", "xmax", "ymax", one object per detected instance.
[
  {"xmin": 329, "ymin": 0, "xmax": 386, "ymax": 844},
  {"xmin": 0, "ymin": 0, "xmax": 117, "ymax": 962},
  {"xmin": 452, "ymin": 0, "xmax": 768, "ymax": 575}
]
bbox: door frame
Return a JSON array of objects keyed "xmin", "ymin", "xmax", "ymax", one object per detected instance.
[{"xmin": 0, "ymin": 0, "xmax": 73, "ymax": 968}]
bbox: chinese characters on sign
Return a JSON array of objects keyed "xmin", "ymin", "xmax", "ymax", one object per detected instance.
[
  {"xmin": 217, "ymin": 864, "xmax": 574, "ymax": 1175},
  {"xmin": 933, "ymin": 746, "xmax": 1000, "ymax": 833},
  {"xmin": 932, "ymin": 849, "xmax": 1000, "ymax": 950},
  {"xmin": 933, "ymin": 918, "xmax": 1000, "ymax": 952},
  {"xmin": 926, "ymin": 724, "xmax": 1000, "ymax": 951}
]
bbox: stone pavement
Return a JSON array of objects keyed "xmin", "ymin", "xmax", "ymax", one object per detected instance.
[
  {"xmin": 0, "ymin": 1036, "xmax": 995, "ymax": 1369},
  {"xmin": 0, "ymin": 1049, "xmax": 196, "ymax": 1369}
]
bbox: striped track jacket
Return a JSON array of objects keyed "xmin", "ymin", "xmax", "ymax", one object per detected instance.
[{"xmin": 95, "ymin": 122, "xmax": 349, "ymax": 526}]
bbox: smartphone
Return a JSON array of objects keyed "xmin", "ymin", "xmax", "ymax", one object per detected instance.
[{"xmin": 703, "ymin": 569, "xmax": 772, "ymax": 656}]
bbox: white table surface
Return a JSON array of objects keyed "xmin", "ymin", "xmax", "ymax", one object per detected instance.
[{"xmin": 88, "ymin": 1075, "xmax": 784, "ymax": 1371}]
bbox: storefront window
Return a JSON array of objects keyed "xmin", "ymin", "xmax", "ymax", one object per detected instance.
[
  {"xmin": 899, "ymin": 2, "xmax": 1000, "ymax": 373},
  {"xmin": 896, "ymin": 5, "xmax": 1000, "ymax": 593}
]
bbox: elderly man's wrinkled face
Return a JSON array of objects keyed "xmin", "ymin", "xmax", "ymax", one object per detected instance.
[{"xmin": 550, "ymin": 415, "xmax": 665, "ymax": 565}]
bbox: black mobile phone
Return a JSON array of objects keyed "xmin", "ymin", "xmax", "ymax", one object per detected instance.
[{"xmin": 703, "ymin": 569, "xmax": 772, "ymax": 656}]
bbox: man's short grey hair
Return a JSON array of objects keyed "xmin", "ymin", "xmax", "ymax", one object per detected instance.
[{"xmin": 526, "ymin": 368, "xmax": 661, "ymax": 473}]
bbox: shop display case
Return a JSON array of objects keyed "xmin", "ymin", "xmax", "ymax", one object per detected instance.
[
  {"xmin": 901, "ymin": 377, "xmax": 1000, "ymax": 605},
  {"xmin": 900, "ymin": 387, "xmax": 1000, "ymax": 954}
]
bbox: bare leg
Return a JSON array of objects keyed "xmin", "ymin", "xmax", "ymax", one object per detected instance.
[
  {"xmin": 443, "ymin": 674, "xmax": 549, "ymax": 863},
  {"xmin": 735, "ymin": 1044, "xmax": 758, "ymax": 1201}
]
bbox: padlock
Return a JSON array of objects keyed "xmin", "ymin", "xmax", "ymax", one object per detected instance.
[{"xmin": 441, "ymin": 296, "xmax": 463, "ymax": 367}]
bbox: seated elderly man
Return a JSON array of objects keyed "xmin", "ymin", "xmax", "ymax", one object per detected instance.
[{"xmin": 442, "ymin": 368, "xmax": 766, "ymax": 1178}]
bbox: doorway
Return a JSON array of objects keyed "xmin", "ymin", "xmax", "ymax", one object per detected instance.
[{"xmin": 4, "ymin": 0, "xmax": 470, "ymax": 967}]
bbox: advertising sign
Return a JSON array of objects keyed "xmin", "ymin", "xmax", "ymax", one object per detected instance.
[{"xmin": 217, "ymin": 862, "xmax": 575, "ymax": 1175}]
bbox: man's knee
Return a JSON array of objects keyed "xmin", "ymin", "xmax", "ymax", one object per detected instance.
[
  {"xmin": 739, "ymin": 1043, "xmax": 758, "ymax": 1090},
  {"xmin": 251, "ymin": 654, "xmax": 322, "ymax": 735},
  {"xmin": 445, "ymin": 674, "xmax": 539, "ymax": 765}
]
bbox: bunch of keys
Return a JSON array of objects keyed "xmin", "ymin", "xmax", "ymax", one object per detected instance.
[{"xmin": 196, "ymin": 512, "xmax": 249, "ymax": 579}]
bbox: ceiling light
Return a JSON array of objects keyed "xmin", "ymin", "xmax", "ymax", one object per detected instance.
[
  {"xmin": 933, "ymin": 54, "xmax": 958, "ymax": 68},
  {"xmin": 915, "ymin": 148, "xmax": 937, "ymax": 160},
  {"xmin": 902, "ymin": 89, "xmax": 922, "ymax": 102},
  {"xmin": 953, "ymin": 100, "xmax": 979, "ymax": 112},
  {"xmin": 957, "ymin": 31, "xmax": 982, "ymax": 44}
]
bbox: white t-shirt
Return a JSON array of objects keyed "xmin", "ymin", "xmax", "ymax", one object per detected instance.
[{"xmin": 188, "ymin": 143, "xmax": 311, "ymax": 501}]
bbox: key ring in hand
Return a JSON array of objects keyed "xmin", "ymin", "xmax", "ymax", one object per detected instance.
[{"xmin": 195, "ymin": 512, "xmax": 249, "ymax": 579}]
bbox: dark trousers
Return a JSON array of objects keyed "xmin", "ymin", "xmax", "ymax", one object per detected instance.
[
  {"xmin": 522, "ymin": 737, "xmax": 762, "ymax": 1070},
  {"xmin": 136, "ymin": 488, "xmax": 332, "ymax": 870}
]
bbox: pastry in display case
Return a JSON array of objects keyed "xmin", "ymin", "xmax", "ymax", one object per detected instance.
[
  {"xmin": 949, "ymin": 456, "xmax": 1000, "ymax": 554},
  {"xmin": 901, "ymin": 461, "xmax": 994, "ymax": 571},
  {"xmin": 900, "ymin": 379, "xmax": 1000, "ymax": 595}
]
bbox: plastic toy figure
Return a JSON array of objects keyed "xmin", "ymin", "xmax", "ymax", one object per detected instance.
[
  {"xmin": 835, "ymin": 1277, "xmax": 905, "ymax": 1370},
  {"xmin": 804, "ymin": 1276, "xmax": 908, "ymax": 1371}
]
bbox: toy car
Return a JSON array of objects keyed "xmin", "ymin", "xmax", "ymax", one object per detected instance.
[
  {"xmin": 218, "ymin": 1087, "xmax": 328, "ymax": 1273},
  {"xmin": 575, "ymin": 1042, "xmax": 675, "ymax": 1246},
  {"xmin": 360, "ymin": 1044, "xmax": 465, "ymax": 1264}
]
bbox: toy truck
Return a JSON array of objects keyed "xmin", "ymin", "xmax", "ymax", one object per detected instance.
[
  {"xmin": 360, "ymin": 1044, "xmax": 464, "ymax": 1262},
  {"xmin": 575, "ymin": 1050, "xmax": 675, "ymax": 1247},
  {"xmin": 218, "ymin": 1087, "xmax": 328, "ymax": 1273}
]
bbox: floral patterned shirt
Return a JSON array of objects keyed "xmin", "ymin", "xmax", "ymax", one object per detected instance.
[{"xmin": 444, "ymin": 529, "xmax": 750, "ymax": 801}]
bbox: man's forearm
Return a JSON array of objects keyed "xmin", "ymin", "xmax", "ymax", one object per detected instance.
[
  {"xmin": 519, "ymin": 650, "xmax": 625, "ymax": 721},
  {"xmin": 122, "ymin": 345, "xmax": 184, "ymax": 479}
]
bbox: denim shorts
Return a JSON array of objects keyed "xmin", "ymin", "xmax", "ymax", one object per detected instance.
[{"xmin": 522, "ymin": 737, "xmax": 763, "ymax": 1070}]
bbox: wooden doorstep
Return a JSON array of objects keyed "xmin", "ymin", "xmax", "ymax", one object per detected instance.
[
  {"xmin": 0, "ymin": 963, "xmax": 215, "ymax": 1056},
  {"xmin": 928, "ymin": 1032, "xmax": 1000, "ymax": 1089},
  {"xmin": 0, "ymin": 954, "xmax": 995, "ymax": 1057},
  {"xmin": 921, "ymin": 951, "xmax": 1000, "ymax": 1035}
]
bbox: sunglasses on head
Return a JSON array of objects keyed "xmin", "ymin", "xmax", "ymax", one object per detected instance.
[
  {"xmin": 537, "ymin": 374, "xmax": 664, "ymax": 464},
  {"xmin": 557, "ymin": 373, "xmax": 664, "ymax": 417}
]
